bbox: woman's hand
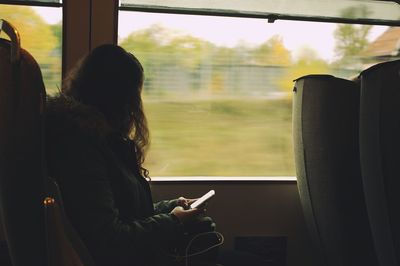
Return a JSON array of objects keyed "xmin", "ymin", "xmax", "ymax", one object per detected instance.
[
  {"xmin": 170, "ymin": 206, "xmax": 204, "ymax": 223},
  {"xmin": 176, "ymin": 197, "xmax": 198, "ymax": 210}
]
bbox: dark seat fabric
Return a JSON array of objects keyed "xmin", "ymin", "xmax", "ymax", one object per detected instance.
[
  {"xmin": 359, "ymin": 60, "xmax": 400, "ymax": 266},
  {"xmin": 1, "ymin": 20, "xmax": 95, "ymax": 266},
  {"xmin": 46, "ymin": 177, "xmax": 95, "ymax": 266},
  {"xmin": 0, "ymin": 241, "xmax": 12, "ymax": 266},
  {"xmin": 292, "ymin": 75, "xmax": 378, "ymax": 266},
  {"xmin": 0, "ymin": 36, "xmax": 48, "ymax": 266}
]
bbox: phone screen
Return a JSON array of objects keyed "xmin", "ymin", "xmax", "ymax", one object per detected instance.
[{"xmin": 190, "ymin": 190, "xmax": 215, "ymax": 209}]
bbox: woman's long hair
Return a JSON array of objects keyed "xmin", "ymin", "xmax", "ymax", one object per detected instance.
[{"xmin": 62, "ymin": 44, "xmax": 150, "ymax": 178}]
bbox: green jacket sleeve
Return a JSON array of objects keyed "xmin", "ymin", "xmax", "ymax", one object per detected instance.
[
  {"xmin": 47, "ymin": 133, "xmax": 184, "ymax": 265},
  {"xmin": 153, "ymin": 199, "xmax": 180, "ymax": 214}
]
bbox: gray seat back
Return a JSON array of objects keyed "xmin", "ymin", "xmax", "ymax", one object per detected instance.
[
  {"xmin": 359, "ymin": 60, "xmax": 400, "ymax": 266},
  {"xmin": 292, "ymin": 74, "xmax": 378, "ymax": 266}
]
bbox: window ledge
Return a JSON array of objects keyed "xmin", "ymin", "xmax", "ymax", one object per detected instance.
[{"xmin": 150, "ymin": 176, "xmax": 297, "ymax": 182}]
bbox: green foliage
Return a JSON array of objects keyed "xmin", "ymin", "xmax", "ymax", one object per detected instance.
[
  {"xmin": 121, "ymin": 25, "xmax": 213, "ymax": 68},
  {"xmin": 144, "ymin": 98, "xmax": 294, "ymax": 176},
  {"xmin": 120, "ymin": 25, "xmax": 294, "ymax": 98},
  {"xmin": 279, "ymin": 46, "xmax": 330, "ymax": 97},
  {"xmin": 0, "ymin": 5, "xmax": 62, "ymax": 93},
  {"xmin": 120, "ymin": 24, "xmax": 216, "ymax": 92},
  {"xmin": 251, "ymin": 35, "xmax": 292, "ymax": 66},
  {"xmin": 333, "ymin": 6, "xmax": 372, "ymax": 65},
  {"xmin": 0, "ymin": 5, "xmax": 57, "ymax": 63},
  {"xmin": 50, "ymin": 22, "xmax": 62, "ymax": 52},
  {"xmin": 167, "ymin": 35, "xmax": 214, "ymax": 69},
  {"xmin": 212, "ymin": 46, "xmax": 244, "ymax": 65}
]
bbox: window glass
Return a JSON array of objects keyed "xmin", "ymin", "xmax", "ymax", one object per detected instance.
[
  {"xmin": 0, "ymin": 4, "xmax": 62, "ymax": 94},
  {"xmin": 118, "ymin": 11, "xmax": 394, "ymax": 177}
]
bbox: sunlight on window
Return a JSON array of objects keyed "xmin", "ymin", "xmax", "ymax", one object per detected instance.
[
  {"xmin": 118, "ymin": 11, "xmax": 393, "ymax": 177},
  {"xmin": 0, "ymin": 5, "xmax": 62, "ymax": 94}
]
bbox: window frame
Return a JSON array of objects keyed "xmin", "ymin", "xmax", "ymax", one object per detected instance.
[
  {"xmin": 119, "ymin": 2, "xmax": 400, "ymax": 27},
  {"xmin": 0, "ymin": 0, "xmax": 62, "ymax": 7}
]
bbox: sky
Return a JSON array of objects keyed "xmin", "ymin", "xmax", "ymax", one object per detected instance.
[{"xmin": 33, "ymin": 7, "xmax": 388, "ymax": 62}]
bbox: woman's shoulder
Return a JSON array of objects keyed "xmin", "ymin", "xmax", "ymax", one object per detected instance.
[
  {"xmin": 45, "ymin": 95, "xmax": 113, "ymax": 175},
  {"xmin": 46, "ymin": 94, "xmax": 112, "ymax": 142}
]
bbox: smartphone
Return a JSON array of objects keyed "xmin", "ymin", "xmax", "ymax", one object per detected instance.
[{"xmin": 190, "ymin": 190, "xmax": 215, "ymax": 209}]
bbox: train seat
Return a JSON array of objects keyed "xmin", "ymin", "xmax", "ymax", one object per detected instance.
[
  {"xmin": 0, "ymin": 19, "xmax": 94, "ymax": 266},
  {"xmin": 292, "ymin": 74, "xmax": 378, "ymax": 266},
  {"xmin": 359, "ymin": 59, "xmax": 400, "ymax": 266}
]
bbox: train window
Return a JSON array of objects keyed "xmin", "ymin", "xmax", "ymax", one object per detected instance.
[
  {"xmin": 0, "ymin": 3, "xmax": 62, "ymax": 94},
  {"xmin": 118, "ymin": 5, "xmax": 397, "ymax": 178}
]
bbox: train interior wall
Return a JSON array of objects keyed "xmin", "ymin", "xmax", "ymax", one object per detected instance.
[
  {"xmin": 151, "ymin": 181, "xmax": 317, "ymax": 266},
  {"xmin": 0, "ymin": 181, "xmax": 317, "ymax": 266}
]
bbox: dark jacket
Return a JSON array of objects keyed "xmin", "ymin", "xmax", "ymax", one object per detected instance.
[{"xmin": 45, "ymin": 95, "xmax": 184, "ymax": 266}]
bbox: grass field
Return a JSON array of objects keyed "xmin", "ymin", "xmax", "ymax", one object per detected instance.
[{"xmin": 143, "ymin": 97, "xmax": 295, "ymax": 177}]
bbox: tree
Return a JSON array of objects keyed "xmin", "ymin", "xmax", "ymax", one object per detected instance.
[
  {"xmin": 167, "ymin": 35, "xmax": 214, "ymax": 69},
  {"xmin": 0, "ymin": 5, "xmax": 60, "ymax": 92},
  {"xmin": 251, "ymin": 35, "xmax": 291, "ymax": 66},
  {"xmin": 50, "ymin": 22, "xmax": 62, "ymax": 53},
  {"xmin": 121, "ymin": 24, "xmax": 215, "ymax": 68},
  {"xmin": 120, "ymin": 24, "xmax": 216, "ymax": 93},
  {"xmin": 0, "ymin": 5, "xmax": 57, "ymax": 63},
  {"xmin": 333, "ymin": 6, "xmax": 372, "ymax": 65},
  {"xmin": 120, "ymin": 25, "xmax": 167, "ymax": 91},
  {"xmin": 279, "ymin": 46, "xmax": 329, "ymax": 97},
  {"xmin": 47, "ymin": 22, "xmax": 62, "ymax": 93}
]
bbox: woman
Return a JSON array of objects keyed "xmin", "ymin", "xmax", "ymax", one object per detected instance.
[{"xmin": 45, "ymin": 44, "xmax": 215, "ymax": 266}]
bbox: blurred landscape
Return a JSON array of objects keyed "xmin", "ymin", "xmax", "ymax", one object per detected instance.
[{"xmin": 144, "ymin": 98, "xmax": 293, "ymax": 176}]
